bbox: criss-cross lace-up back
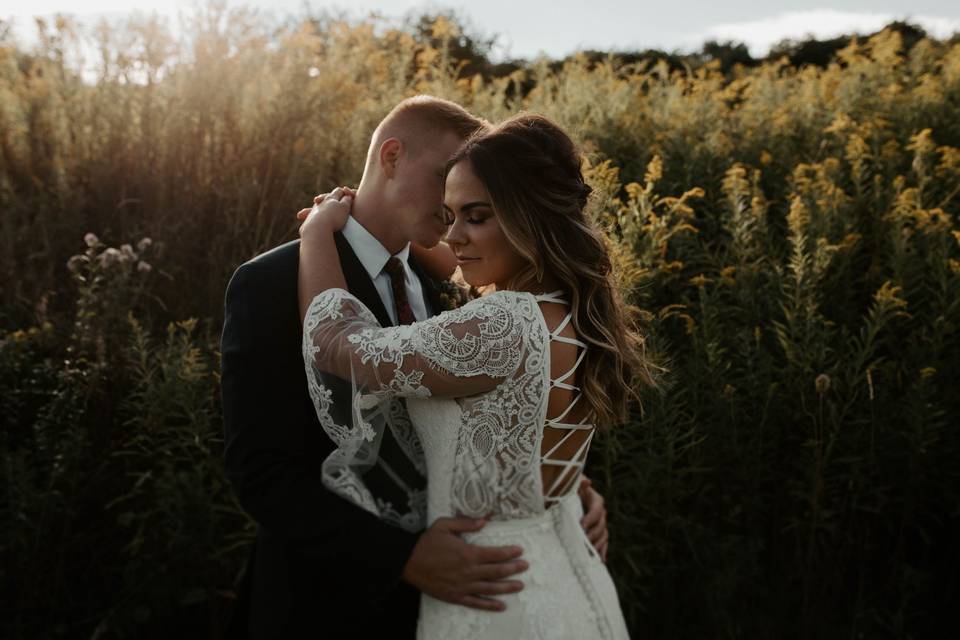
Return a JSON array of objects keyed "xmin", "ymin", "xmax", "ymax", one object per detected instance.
[{"xmin": 534, "ymin": 291, "xmax": 594, "ymax": 509}]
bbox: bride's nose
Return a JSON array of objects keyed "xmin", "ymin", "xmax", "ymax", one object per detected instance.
[{"xmin": 444, "ymin": 217, "xmax": 467, "ymax": 245}]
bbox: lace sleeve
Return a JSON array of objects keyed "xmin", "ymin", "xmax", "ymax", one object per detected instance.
[
  {"xmin": 301, "ymin": 288, "xmax": 537, "ymax": 531},
  {"xmin": 302, "ymin": 288, "xmax": 532, "ymax": 401}
]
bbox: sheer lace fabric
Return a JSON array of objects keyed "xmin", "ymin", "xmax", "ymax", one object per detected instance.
[
  {"xmin": 302, "ymin": 288, "xmax": 548, "ymax": 528},
  {"xmin": 302, "ymin": 287, "xmax": 630, "ymax": 638}
]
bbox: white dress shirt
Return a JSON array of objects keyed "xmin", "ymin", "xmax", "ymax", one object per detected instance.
[{"xmin": 340, "ymin": 215, "xmax": 431, "ymax": 325}]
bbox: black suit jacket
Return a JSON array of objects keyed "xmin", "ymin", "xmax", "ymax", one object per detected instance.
[{"xmin": 220, "ymin": 236, "xmax": 443, "ymax": 638}]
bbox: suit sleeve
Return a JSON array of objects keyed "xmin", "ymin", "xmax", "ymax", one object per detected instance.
[{"xmin": 221, "ymin": 260, "xmax": 419, "ymax": 594}]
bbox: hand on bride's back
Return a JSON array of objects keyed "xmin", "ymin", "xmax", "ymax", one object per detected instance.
[
  {"xmin": 402, "ymin": 516, "xmax": 528, "ymax": 612},
  {"xmin": 296, "ymin": 186, "xmax": 355, "ymax": 236}
]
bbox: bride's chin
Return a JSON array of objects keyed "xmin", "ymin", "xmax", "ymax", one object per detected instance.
[
  {"xmin": 462, "ymin": 274, "xmax": 486, "ymax": 288},
  {"xmin": 459, "ymin": 269, "xmax": 491, "ymax": 289}
]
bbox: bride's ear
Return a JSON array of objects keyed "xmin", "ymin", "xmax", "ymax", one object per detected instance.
[{"xmin": 379, "ymin": 138, "xmax": 402, "ymax": 179}]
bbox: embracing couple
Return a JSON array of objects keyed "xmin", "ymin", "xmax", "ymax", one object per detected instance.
[{"xmin": 221, "ymin": 96, "xmax": 653, "ymax": 638}]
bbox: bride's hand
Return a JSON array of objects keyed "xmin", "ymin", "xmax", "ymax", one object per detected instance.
[
  {"xmin": 296, "ymin": 186, "xmax": 357, "ymax": 223},
  {"xmin": 298, "ymin": 187, "xmax": 354, "ymax": 237}
]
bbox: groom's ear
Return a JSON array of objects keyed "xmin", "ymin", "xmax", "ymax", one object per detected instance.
[{"xmin": 379, "ymin": 138, "xmax": 403, "ymax": 179}]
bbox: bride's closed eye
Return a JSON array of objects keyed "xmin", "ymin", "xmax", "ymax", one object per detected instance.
[
  {"xmin": 444, "ymin": 215, "xmax": 488, "ymax": 226},
  {"xmin": 443, "ymin": 205, "xmax": 491, "ymax": 226}
]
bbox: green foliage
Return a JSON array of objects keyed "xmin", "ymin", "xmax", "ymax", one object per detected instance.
[
  {"xmin": 1, "ymin": 236, "xmax": 250, "ymax": 639},
  {"xmin": 1, "ymin": 7, "xmax": 958, "ymax": 638}
]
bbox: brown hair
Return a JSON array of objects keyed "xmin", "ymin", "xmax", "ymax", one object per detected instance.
[{"xmin": 445, "ymin": 114, "xmax": 658, "ymax": 428}]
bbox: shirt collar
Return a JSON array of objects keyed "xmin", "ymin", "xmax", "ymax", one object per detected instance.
[{"xmin": 341, "ymin": 215, "xmax": 412, "ymax": 281}]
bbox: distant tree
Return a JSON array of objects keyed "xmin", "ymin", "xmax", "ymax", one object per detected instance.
[
  {"xmin": 557, "ymin": 48, "xmax": 694, "ymax": 74},
  {"xmin": 405, "ymin": 11, "xmax": 522, "ymax": 80},
  {"xmin": 767, "ymin": 20, "xmax": 931, "ymax": 68},
  {"xmin": 700, "ymin": 39, "xmax": 758, "ymax": 72}
]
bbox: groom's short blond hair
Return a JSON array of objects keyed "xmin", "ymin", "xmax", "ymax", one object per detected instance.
[{"xmin": 366, "ymin": 95, "xmax": 486, "ymax": 168}]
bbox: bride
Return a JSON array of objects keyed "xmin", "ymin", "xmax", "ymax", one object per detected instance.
[{"xmin": 297, "ymin": 114, "xmax": 654, "ymax": 639}]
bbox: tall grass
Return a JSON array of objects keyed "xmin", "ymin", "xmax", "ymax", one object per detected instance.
[{"xmin": 1, "ymin": 7, "xmax": 958, "ymax": 638}]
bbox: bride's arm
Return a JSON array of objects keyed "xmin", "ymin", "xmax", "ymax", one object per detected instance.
[
  {"xmin": 298, "ymin": 194, "xmax": 529, "ymax": 401},
  {"xmin": 297, "ymin": 190, "xmax": 351, "ymax": 323}
]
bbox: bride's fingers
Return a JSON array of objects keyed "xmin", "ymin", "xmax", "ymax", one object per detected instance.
[
  {"xmin": 296, "ymin": 207, "xmax": 311, "ymax": 220},
  {"xmin": 456, "ymin": 595, "xmax": 506, "ymax": 612}
]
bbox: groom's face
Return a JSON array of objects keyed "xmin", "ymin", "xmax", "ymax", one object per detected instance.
[{"xmin": 389, "ymin": 130, "xmax": 464, "ymax": 248}]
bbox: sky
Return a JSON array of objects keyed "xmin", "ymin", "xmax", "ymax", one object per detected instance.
[{"xmin": 3, "ymin": 1, "xmax": 960, "ymax": 60}]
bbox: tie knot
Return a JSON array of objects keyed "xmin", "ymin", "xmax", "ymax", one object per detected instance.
[{"xmin": 384, "ymin": 256, "xmax": 406, "ymax": 281}]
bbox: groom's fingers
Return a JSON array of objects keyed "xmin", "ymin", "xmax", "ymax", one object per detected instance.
[
  {"xmin": 474, "ymin": 544, "xmax": 524, "ymax": 563},
  {"xmin": 471, "ymin": 560, "xmax": 528, "ymax": 581},
  {"xmin": 580, "ymin": 487, "xmax": 607, "ymax": 544},
  {"xmin": 596, "ymin": 530, "xmax": 609, "ymax": 563},
  {"xmin": 468, "ymin": 579, "xmax": 524, "ymax": 597},
  {"xmin": 585, "ymin": 515, "xmax": 606, "ymax": 545},
  {"xmin": 456, "ymin": 595, "xmax": 506, "ymax": 612},
  {"xmin": 439, "ymin": 516, "xmax": 487, "ymax": 534}
]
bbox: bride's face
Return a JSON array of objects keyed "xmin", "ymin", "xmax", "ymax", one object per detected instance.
[{"xmin": 443, "ymin": 160, "xmax": 527, "ymax": 290}]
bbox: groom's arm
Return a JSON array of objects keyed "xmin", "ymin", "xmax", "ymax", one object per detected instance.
[{"xmin": 221, "ymin": 259, "xmax": 418, "ymax": 595}]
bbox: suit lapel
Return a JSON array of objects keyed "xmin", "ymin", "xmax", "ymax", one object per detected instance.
[{"xmin": 334, "ymin": 232, "xmax": 394, "ymax": 328}]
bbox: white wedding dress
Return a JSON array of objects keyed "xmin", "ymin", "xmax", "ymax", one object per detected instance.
[{"xmin": 302, "ymin": 287, "xmax": 630, "ymax": 639}]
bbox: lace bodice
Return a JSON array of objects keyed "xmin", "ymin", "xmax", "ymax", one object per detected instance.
[{"xmin": 302, "ymin": 287, "xmax": 594, "ymax": 528}]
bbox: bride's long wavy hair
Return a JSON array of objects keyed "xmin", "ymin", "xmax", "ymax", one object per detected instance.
[{"xmin": 444, "ymin": 114, "xmax": 658, "ymax": 428}]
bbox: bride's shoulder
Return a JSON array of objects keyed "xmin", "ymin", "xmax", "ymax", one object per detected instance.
[
  {"xmin": 459, "ymin": 290, "xmax": 537, "ymax": 313},
  {"xmin": 433, "ymin": 290, "xmax": 538, "ymax": 327}
]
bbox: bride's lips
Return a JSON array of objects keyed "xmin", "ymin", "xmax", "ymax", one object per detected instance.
[{"xmin": 456, "ymin": 255, "xmax": 480, "ymax": 264}]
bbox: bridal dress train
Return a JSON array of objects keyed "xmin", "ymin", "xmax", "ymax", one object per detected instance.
[{"xmin": 303, "ymin": 288, "xmax": 630, "ymax": 639}]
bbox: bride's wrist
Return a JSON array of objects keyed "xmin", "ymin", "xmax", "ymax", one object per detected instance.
[{"xmin": 301, "ymin": 215, "xmax": 339, "ymax": 240}]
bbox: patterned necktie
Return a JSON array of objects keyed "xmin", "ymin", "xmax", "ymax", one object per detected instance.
[{"xmin": 384, "ymin": 256, "xmax": 416, "ymax": 325}]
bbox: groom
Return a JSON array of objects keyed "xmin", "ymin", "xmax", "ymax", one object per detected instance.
[{"xmin": 220, "ymin": 95, "xmax": 609, "ymax": 638}]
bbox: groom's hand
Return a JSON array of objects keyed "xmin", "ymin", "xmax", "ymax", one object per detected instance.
[
  {"xmin": 579, "ymin": 476, "xmax": 609, "ymax": 563},
  {"xmin": 402, "ymin": 517, "xmax": 527, "ymax": 612}
]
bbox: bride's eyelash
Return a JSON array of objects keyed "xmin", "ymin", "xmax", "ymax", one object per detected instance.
[{"xmin": 444, "ymin": 214, "xmax": 487, "ymax": 225}]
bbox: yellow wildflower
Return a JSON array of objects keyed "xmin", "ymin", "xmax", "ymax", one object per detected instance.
[
  {"xmin": 874, "ymin": 281, "xmax": 908, "ymax": 310},
  {"xmin": 644, "ymin": 156, "xmax": 663, "ymax": 185}
]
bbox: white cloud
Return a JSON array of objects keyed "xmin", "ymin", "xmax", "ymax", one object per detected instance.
[{"xmin": 696, "ymin": 9, "xmax": 960, "ymax": 57}]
